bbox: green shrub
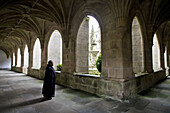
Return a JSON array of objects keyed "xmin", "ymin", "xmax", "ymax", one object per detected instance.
[
  {"xmin": 96, "ymin": 55, "xmax": 101, "ymax": 72},
  {"xmin": 57, "ymin": 64, "xmax": 62, "ymax": 71}
]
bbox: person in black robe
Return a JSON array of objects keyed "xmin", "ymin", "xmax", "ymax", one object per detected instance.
[{"xmin": 42, "ymin": 60, "xmax": 56, "ymax": 100}]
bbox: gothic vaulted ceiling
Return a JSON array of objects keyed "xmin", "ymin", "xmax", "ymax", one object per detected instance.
[{"xmin": 0, "ymin": 0, "xmax": 169, "ymax": 56}]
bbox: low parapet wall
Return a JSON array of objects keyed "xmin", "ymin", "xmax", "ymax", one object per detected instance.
[{"xmin": 11, "ymin": 67, "xmax": 167, "ymax": 100}]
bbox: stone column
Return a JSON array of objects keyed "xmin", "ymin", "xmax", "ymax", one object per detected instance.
[
  {"xmin": 160, "ymin": 47, "xmax": 165, "ymax": 70},
  {"xmin": 19, "ymin": 47, "xmax": 24, "ymax": 72},
  {"xmin": 21, "ymin": 48, "xmax": 24, "ymax": 69},
  {"xmin": 145, "ymin": 27, "xmax": 154, "ymax": 73},
  {"xmin": 27, "ymin": 45, "xmax": 33, "ymax": 76},
  {"xmin": 28, "ymin": 47, "xmax": 33, "ymax": 69},
  {"xmin": 15, "ymin": 51, "xmax": 17, "ymax": 67},
  {"xmin": 11, "ymin": 52, "xmax": 13, "ymax": 67},
  {"xmin": 40, "ymin": 39, "xmax": 47, "ymax": 70},
  {"xmin": 104, "ymin": 17, "xmax": 133, "ymax": 80}
]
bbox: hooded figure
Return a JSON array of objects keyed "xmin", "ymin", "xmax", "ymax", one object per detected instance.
[{"xmin": 42, "ymin": 60, "xmax": 56, "ymax": 99}]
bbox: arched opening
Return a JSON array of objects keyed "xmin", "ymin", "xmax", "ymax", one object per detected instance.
[
  {"xmin": 33, "ymin": 38, "xmax": 41, "ymax": 69},
  {"xmin": 48, "ymin": 30, "xmax": 62, "ymax": 70},
  {"xmin": 152, "ymin": 34, "xmax": 161, "ymax": 71},
  {"xmin": 17, "ymin": 48, "xmax": 21, "ymax": 67},
  {"xmin": 13, "ymin": 52, "xmax": 15, "ymax": 66},
  {"xmin": 76, "ymin": 15, "xmax": 101, "ymax": 75},
  {"xmin": 23, "ymin": 45, "xmax": 29, "ymax": 74},
  {"xmin": 164, "ymin": 47, "xmax": 169, "ymax": 75},
  {"xmin": 0, "ymin": 49, "xmax": 11, "ymax": 69},
  {"xmin": 132, "ymin": 17, "xmax": 144, "ymax": 74}
]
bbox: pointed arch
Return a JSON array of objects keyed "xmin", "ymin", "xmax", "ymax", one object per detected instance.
[
  {"xmin": 48, "ymin": 30, "xmax": 62, "ymax": 70},
  {"xmin": 76, "ymin": 15, "xmax": 101, "ymax": 74},
  {"xmin": 132, "ymin": 16, "xmax": 144, "ymax": 73},
  {"xmin": 152, "ymin": 34, "xmax": 161, "ymax": 71},
  {"xmin": 17, "ymin": 48, "xmax": 21, "ymax": 67},
  {"xmin": 33, "ymin": 38, "xmax": 41, "ymax": 69},
  {"xmin": 24, "ymin": 44, "xmax": 29, "ymax": 68}
]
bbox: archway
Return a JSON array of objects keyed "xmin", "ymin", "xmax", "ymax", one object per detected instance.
[
  {"xmin": 23, "ymin": 45, "xmax": 29, "ymax": 73},
  {"xmin": 152, "ymin": 34, "xmax": 161, "ymax": 71},
  {"xmin": 33, "ymin": 38, "xmax": 41, "ymax": 69},
  {"xmin": 76, "ymin": 15, "xmax": 101, "ymax": 74},
  {"xmin": 17, "ymin": 48, "xmax": 21, "ymax": 67},
  {"xmin": 48, "ymin": 30, "xmax": 62, "ymax": 70},
  {"xmin": 132, "ymin": 17, "xmax": 144, "ymax": 74}
]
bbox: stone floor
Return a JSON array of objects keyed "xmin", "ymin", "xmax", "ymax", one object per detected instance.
[{"xmin": 0, "ymin": 70, "xmax": 170, "ymax": 113}]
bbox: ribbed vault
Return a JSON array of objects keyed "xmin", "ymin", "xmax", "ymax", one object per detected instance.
[{"xmin": 0, "ymin": 0, "xmax": 169, "ymax": 58}]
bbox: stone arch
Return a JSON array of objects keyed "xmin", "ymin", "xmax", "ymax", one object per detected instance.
[
  {"xmin": 71, "ymin": 2, "xmax": 115, "ymax": 76},
  {"xmin": 152, "ymin": 33, "xmax": 161, "ymax": 71},
  {"xmin": 24, "ymin": 44, "xmax": 29, "ymax": 68},
  {"xmin": 131, "ymin": 16, "xmax": 144, "ymax": 73},
  {"xmin": 75, "ymin": 15, "xmax": 102, "ymax": 73},
  {"xmin": 17, "ymin": 48, "xmax": 21, "ymax": 67},
  {"xmin": 129, "ymin": 10, "xmax": 148, "ymax": 73},
  {"xmin": 33, "ymin": 38, "xmax": 41, "ymax": 69},
  {"xmin": 42, "ymin": 24, "xmax": 63, "ymax": 67},
  {"xmin": 48, "ymin": 30, "xmax": 62, "ymax": 70},
  {"xmin": 23, "ymin": 44, "xmax": 29, "ymax": 74}
]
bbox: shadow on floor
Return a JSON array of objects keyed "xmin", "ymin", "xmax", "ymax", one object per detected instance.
[
  {"xmin": 13, "ymin": 97, "xmax": 48, "ymax": 107},
  {"xmin": 1, "ymin": 97, "xmax": 48, "ymax": 112}
]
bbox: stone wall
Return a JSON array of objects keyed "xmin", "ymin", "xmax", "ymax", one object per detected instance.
[
  {"xmin": 54, "ymin": 70, "xmax": 166, "ymax": 100},
  {"xmin": 12, "ymin": 67, "xmax": 22, "ymax": 73},
  {"xmin": 28, "ymin": 68, "xmax": 41, "ymax": 79},
  {"xmin": 135, "ymin": 70, "xmax": 166, "ymax": 93},
  {"xmin": 0, "ymin": 50, "xmax": 11, "ymax": 70},
  {"xmin": 11, "ymin": 67, "xmax": 166, "ymax": 100}
]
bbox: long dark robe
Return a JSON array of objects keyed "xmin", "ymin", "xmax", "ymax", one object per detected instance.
[{"xmin": 42, "ymin": 64, "xmax": 56, "ymax": 98}]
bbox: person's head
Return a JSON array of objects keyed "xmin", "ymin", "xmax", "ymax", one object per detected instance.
[{"xmin": 48, "ymin": 60, "xmax": 53, "ymax": 67}]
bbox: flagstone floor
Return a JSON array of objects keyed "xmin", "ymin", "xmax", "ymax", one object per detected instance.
[{"xmin": 0, "ymin": 70, "xmax": 170, "ymax": 113}]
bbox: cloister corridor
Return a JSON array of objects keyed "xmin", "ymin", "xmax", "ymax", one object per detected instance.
[{"xmin": 0, "ymin": 0, "xmax": 170, "ymax": 112}]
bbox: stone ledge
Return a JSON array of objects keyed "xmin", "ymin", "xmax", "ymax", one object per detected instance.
[
  {"xmin": 55, "ymin": 71, "xmax": 61, "ymax": 74},
  {"xmin": 73, "ymin": 73, "xmax": 100, "ymax": 78}
]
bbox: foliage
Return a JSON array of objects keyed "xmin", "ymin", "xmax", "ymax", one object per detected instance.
[
  {"xmin": 96, "ymin": 54, "xmax": 101, "ymax": 72},
  {"xmin": 86, "ymin": 17, "xmax": 89, "ymax": 21},
  {"xmin": 57, "ymin": 64, "xmax": 62, "ymax": 71},
  {"xmin": 89, "ymin": 70, "xmax": 100, "ymax": 75}
]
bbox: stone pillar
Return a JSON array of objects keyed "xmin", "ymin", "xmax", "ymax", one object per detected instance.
[
  {"xmin": 61, "ymin": 29, "xmax": 75, "ymax": 73},
  {"xmin": 160, "ymin": 47, "xmax": 165, "ymax": 70},
  {"xmin": 104, "ymin": 17, "xmax": 133, "ymax": 80},
  {"xmin": 21, "ymin": 49, "xmax": 24, "ymax": 68},
  {"xmin": 40, "ymin": 38, "xmax": 48, "ymax": 72},
  {"xmin": 28, "ymin": 47, "xmax": 33, "ymax": 69},
  {"xmin": 15, "ymin": 51, "xmax": 17, "ymax": 67},
  {"xmin": 145, "ymin": 28, "xmax": 154, "ymax": 73},
  {"xmin": 18, "ymin": 48, "xmax": 24, "ymax": 72},
  {"xmin": 27, "ymin": 45, "xmax": 33, "ymax": 76},
  {"xmin": 146, "ymin": 42, "xmax": 154, "ymax": 73}
]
